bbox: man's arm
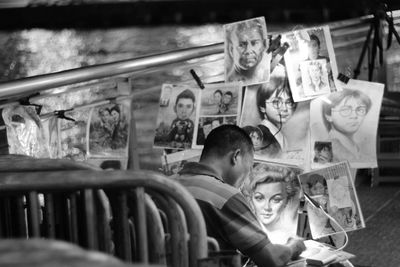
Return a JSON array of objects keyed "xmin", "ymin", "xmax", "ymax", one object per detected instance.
[
  {"xmin": 249, "ymin": 238, "xmax": 305, "ymax": 267},
  {"xmin": 220, "ymin": 194, "xmax": 305, "ymax": 267}
]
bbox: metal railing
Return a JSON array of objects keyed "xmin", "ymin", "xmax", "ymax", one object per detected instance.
[
  {"xmin": 0, "ymin": 156, "xmax": 208, "ymax": 266},
  {"xmin": 0, "ymin": 10, "xmax": 398, "ymax": 101}
]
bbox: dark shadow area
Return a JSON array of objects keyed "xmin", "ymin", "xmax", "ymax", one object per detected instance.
[
  {"xmin": 0, "ymin": 0, "xmax": 399, "ymax": 29},
  {"xmin": 347, "ymin": 177, "xmax": 400, "ymax": 267}
]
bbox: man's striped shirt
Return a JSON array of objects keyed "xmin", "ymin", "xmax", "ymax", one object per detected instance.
[{"xmin": 176, "ymin": 162, "xmax": 271, "ymax": 257}]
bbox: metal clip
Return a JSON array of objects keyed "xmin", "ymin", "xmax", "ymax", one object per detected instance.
[
  {"xmin": 190, "ymin": 69, "xmax": 205, "ymax": 89},
  {"xmin": 54, "ymin": 109, "xmax": 75, "ymax": 121}
]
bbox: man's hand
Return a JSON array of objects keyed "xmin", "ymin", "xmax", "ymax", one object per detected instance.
[{"xmin": 286, "ymin": 237, "xmax": 306, "ymax": 260}]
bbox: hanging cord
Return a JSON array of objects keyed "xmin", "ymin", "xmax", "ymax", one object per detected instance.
[
  {"xmin": 303, "ymin": 193, "xmax": 349, "ymax": 251},
  {"xmin": 258, "ymin": 113, "xmax": 283, "ymax": 150}
]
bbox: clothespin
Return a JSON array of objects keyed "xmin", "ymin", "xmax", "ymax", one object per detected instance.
[
  {"xmin": 190, "ymin": 69, "xmax": 205, "ymax": 89},
  {"xmin": 19, "ymin": 93, "xmax": 42, "ymax": 115},
  {"xmin": 106, "ymin": 96, "xmax": 118, "ymax": 105},
  {"xmin": 337, "ymin": 73, "xmax": 350, "ymax": 84},
  {"xmin": 54, "ymin": 109, "xmax": 75, "ymax": 121},
  {"xmin": 267, "ymin": 34, "xmax": 282, "ymax": 54},
  {"xmin": 163, "ymin": 150, "xmax": 170, "ymax": 175},
  {"xmin": 270, "ymin": 42, "xmax": 290, "ymax": 72}
]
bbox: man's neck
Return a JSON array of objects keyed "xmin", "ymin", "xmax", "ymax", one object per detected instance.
[
  {"xmin": 199, "ymin": 158, "xmax": 232, "ymax": 185},
  {"xmin": 235, "ymin": 66, "xmax": 255, "ymax": 78}
]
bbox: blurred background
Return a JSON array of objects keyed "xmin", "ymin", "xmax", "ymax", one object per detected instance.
[
  {"xmin": 2, "ymin": 0, "xmax": 400, "ymax": 28},
  {"xmin": 0, "ymin": 2, "xmax": 400, "ymax": 267}
]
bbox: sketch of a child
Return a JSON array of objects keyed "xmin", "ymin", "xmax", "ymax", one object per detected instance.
[
  {"xmin": 313, "ymin": 142, "xmax": 333, "ymax": 163},
  {"xmin": 306, "ymin": 174, "xmax": 331, "ymax": 223},
  {"xmin": 255, "ymin": 65, "xmax": 297, "ymax": 157},
  {"xmin": 166, "ymin": 89, "xmax": 196, "ymax": 148},
  {"xmin": 322, "ymin": 89, "xmax": 372, "ymax": 162},
  {"xmin": 242, "ymin": 125, "xmax": 263, "ymax": 151},
  {"xmin": 306, "ymin": 174, "xmax": 336, "ymax": 235}
]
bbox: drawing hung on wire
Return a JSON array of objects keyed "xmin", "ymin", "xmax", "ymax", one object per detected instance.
[
  {"xmin": 224, "ymin": 17, "xmax": 271, "ymax": 86},
  {"xmin": 310, "ymin": 79, "xmax": 384, "ymax": 169},
  {"xmin": 242, "ymin": 161, "xmax": 302, "ymax": 244},
  {"xmin": 298, "ymin": 162, "xmax": 365, "ymax": 239},
  {"xmin": 240, "ymin": 64, "xmax": 310, "ymax": 165},
  {"xmin": 154, "ymin": 84, "xmax": 200, "ymax": 150},
  {"xmin": 88, "ymin": 101, "xmax": 130, "ymax": 158},
  {"xmin": 282, "ymin": 26, "xmax": 341, "ymax": 102},
  {"xmin": 194, "ymin": 82, "xmax": 242, "ymax": 147}
]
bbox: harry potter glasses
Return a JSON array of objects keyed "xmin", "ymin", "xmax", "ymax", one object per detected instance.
[
  {"xmin": 265, "ymin": 98, "xmax": 295, "ymax": 109},
  {"xmin": 331, "ymin": 106, "xmax": 367, "ymax": 117}
]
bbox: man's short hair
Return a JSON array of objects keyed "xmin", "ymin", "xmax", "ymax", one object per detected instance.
[
  {"xmin": 307, "ymin": 173, "xmax": 327, "ymax": 188},
  {"xmin": 321, "ymin": 89, "xmax": 372, "ymax": 130},
  {"xmin": 314, "ymin": 142, "xmax": 331, "ymax": 152},
  {"xmin": 256, "ymin": 75, "xmax": 297, "ymax": 118},
  {"xmin": 309, "ymin": 34, "xmax": 320, "ymax": 47},
  {"xmin": 214, "ymin": 90, "xmax": 223, "ymax": 97},
  {"xmin": 175, "ymin": 89, "xmax": 196, "ymax": 106},
  {"xmin": 203, "ymin": 118, "xmax": 213, "ymax": 126},
  {"xmin": 226, "ymin": 18, "xmax": 266, "ymax": 45},
  {"xmin": 201, "ymin": 125, "xmax": 253, "ymax": 160},
  {"xmin": 224, "ymin": 91, "xmax": 233, "ymax": 97}
]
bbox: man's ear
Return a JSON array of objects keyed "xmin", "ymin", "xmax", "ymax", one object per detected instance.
[
  {"xmin": 229, "ymin": 44, "xmax": 235, "ymax": 59},
  {"xmin": 231, "ymin": 149, "xmax": 241, "ymax": 165},
  {"xmin": 324, "ymin": 113, "xmax": 332, "ymax": 123},
  {"xmin": 259, "ymin": 106, "xmax": 266, "ymax": 118},
  {"xmin": 189, "ymin": 104, "xmax": 195, "ymax": 115}
]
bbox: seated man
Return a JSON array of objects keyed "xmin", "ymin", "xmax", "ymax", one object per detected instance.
[{"xmin": 175, "ymin": 125, "xmax": 305, "ymax": 267}]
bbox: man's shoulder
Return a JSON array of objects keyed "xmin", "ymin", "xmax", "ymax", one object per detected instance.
[
  {"xmin": 178, "ymin": 174, "xmax": 239, "ymax": 197},
  {"xmin": 177, "ymin": 174, "xmax": 242, "ymax": 209}
]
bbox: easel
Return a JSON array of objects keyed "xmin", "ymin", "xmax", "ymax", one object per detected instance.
[{"xmin": 354, "ymin": 1, "xmax": 400, "ymax": 81}]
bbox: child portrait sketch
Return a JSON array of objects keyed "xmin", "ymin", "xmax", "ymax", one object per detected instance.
[
  {"xmin": 240, "ymin": 64, "xmax": 310, "ymax": 165},
  {"xmin": 310, "ymin": 79, "xmax": 384, "ymax": 169},
  {"xmin": 282, "ymin": 26, "xmax": 341, "ymax": 102},
  {"xmin": 299, "ymin": 162, "xmax": 365, "ymax": 239},
  {"xmin": 154, "ymin": 84, "xmax": 199, "ymax": 150},
  {"xmin": 89, "ymin": 102, "xmax": 129, "ymax": 157},
  {"xmin": 224, "ymin": 17, "xmax": 271, "ymax": 86},
  {"xmin": 313, "ymin": 141, "xmax": 333, "ymax": 164}
]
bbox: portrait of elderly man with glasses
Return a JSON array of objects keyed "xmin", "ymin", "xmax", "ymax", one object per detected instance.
[
  {"xmin": 224, "ymin": 17, "xmax": 270, "ymax": 86},
  {"xmin": 254, "ymin": 66, "xmax": 297, "ymax": 157},
  {"xmin": 321, "ymin": 89, "xmax": 372, "ymax": 162}
]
